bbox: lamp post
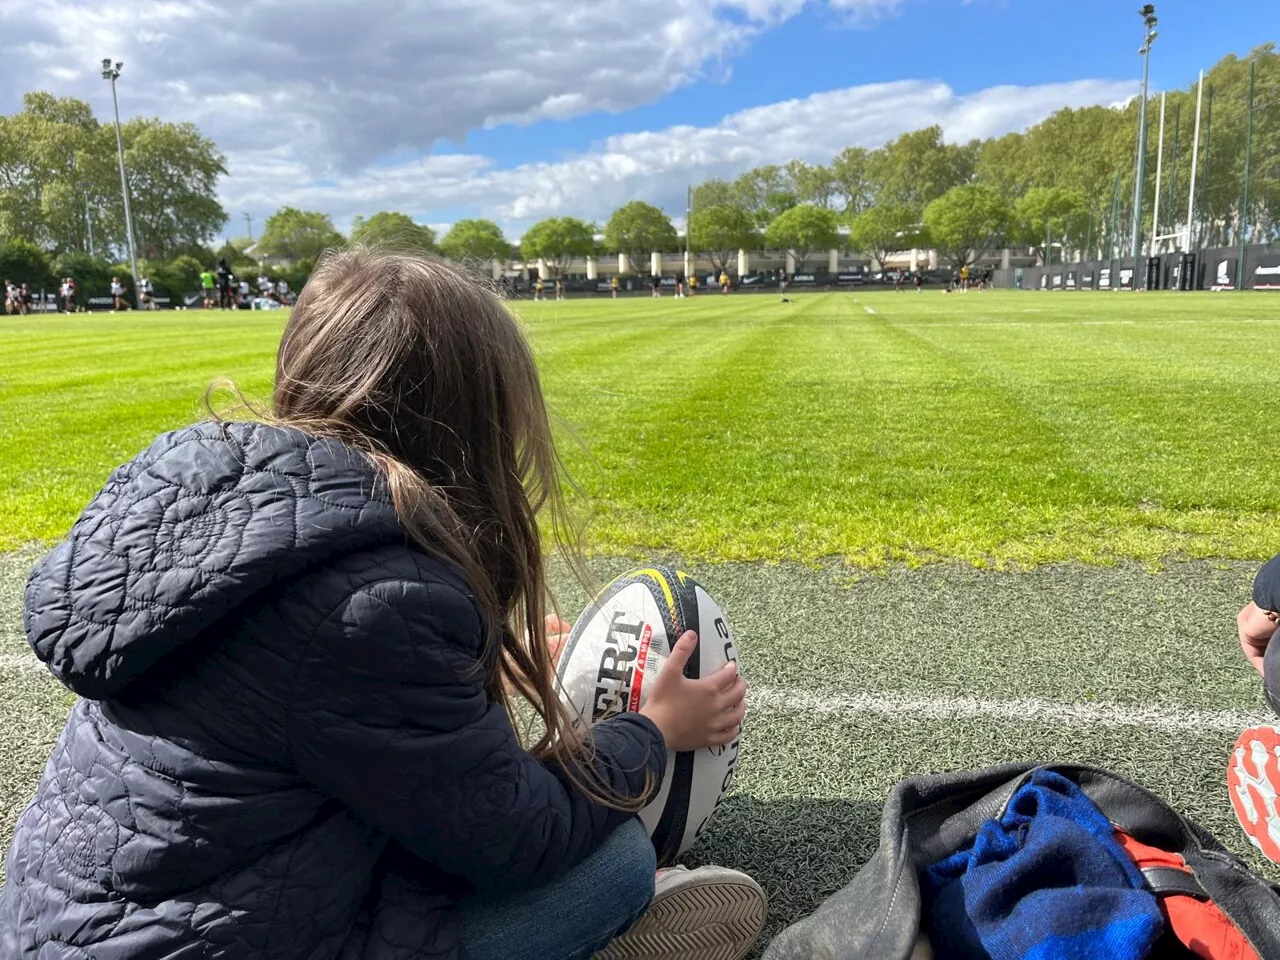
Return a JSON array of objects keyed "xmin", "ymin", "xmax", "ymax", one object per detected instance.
[
  {"xmin": 101, "ymin": 59, "xmax": 141, "ymax": 309},
  {"xmin": 77, "ymin": 181, "xmax": 95, "ymax": 258},
  {"xmin": 1129, "ymin": 5, "xmax": 1158, "ymax": 261}
]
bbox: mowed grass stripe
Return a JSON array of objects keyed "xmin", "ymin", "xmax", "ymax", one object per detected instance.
[
  {"xmin": 4, "ymin": 292, "xmax": 1280, "ymax": 562},
  {"xmin": 872, "ymin": 292, "xmax": 1280, "ymax": 514}
]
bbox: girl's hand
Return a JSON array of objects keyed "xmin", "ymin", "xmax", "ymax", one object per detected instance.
[
  {"xmin": 640, "ymin": 631, "xmax": 746, "ymax": 751},
  {"xmin": 545, "ymin": 614, "xmax": 572, "ymax": 663},
  {"xmin": 1239, "ymin": 602, "xmax": 1279, "ymax": 676}
]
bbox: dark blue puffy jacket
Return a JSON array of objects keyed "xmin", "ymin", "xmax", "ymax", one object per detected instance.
[{"xmin": 0, "ymin": 421, "xmax": 665, "ymax": 959}]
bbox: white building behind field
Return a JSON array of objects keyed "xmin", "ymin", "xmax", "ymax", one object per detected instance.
[{"xmin": 492, "ymin": 228, "xmax": 1039, "ymax": 281}]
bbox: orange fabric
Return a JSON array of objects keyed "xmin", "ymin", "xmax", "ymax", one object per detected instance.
[{"xmin": 1115, "ymin": 830, "xmax": 1262, "ymax": 960}]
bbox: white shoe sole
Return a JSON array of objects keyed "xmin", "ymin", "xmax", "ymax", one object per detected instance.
[{"xmin": 594, "ymin": 869, "xmax": 767, "ymax": 960}]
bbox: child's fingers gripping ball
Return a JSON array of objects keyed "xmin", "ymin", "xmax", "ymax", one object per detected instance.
[{"xmin": 555, "ymin": 566, "xmax": 744, "ymax": 864}]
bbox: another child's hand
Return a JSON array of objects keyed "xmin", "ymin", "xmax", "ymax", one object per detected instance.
[
  {"xmin": 1239, "ymin": 602, "xmax": 1279, "ymax": 675},
  {"xmin": 640, "ymin": 631, "xmax": 746, "ymax": 752}
]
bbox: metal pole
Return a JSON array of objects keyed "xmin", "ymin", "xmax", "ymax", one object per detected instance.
[
  {"xmin": 1150, "ymin": 92, "xmax": 1166, "ymax": 257},
  {"xmin": 1185, "ymin": 70, "xmax": 1204, "ymax": 253},
  {"xmin": 1130, "ymin": 43, "xmax": 1153, "ymax": 258},
  {"xmin": 1166, "ymin": 103, "xmax": 1180, "ymax": 232},
  {"xmin": 84, "ymin": 193, "xmax": 95, "ymax": 258},
  {"xmin": 243, "ymin": 212, "xmax": 254, "ymax": 244},
  {"xmin": 106, "ymin": 69, "xmax": 141, "ymax": 309},
  {"xmin": 685, "ymin": 184, "xmax": 691, "ymax": 276},
  {"xmin": 1237, "ymin": 59, "xmax": 1255, "ymax": 291},
  {"xmin": 1198, "ymin": 85, "xmax": 1213, "ymax": 249}
]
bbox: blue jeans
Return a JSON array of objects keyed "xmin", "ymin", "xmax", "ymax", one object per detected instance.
[{"xmin": 455, "ymin": 818, "xmax": 656, "ymax": 960}]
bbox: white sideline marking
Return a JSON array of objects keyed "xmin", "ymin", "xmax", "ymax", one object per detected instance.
[
  {"xmin": 0, "ymin": 649, "xmax": 1266, "ymax": 735},
  {"xmin": 751, "ymin": 685, "xmax": 1271, "ymax": 734},
  {"xmin": 864, "ymin": 306, "xmax": 878, "ymax": 315}
]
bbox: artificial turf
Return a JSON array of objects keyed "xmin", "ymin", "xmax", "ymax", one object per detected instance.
[{"xmin": 3, "ymin": 290, "xmax": 1279, "ymax": 566}]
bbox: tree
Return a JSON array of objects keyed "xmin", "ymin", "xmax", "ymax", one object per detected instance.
[
  {"xmin": 603, "ymin": 201, "xmax": 676, "ymax": 274},
  {"xmin": 439, "ymin": 218, "xmax": 508, "ymax": 262},
  {"xmin": 787, "ymin": 160, "xmax": 836, "ymax": 209},
  {"xmin": 763, "ymin": 204, "xmax": 840, "ymax": 270},
  {"xmin": 1014, "ymin": 187, "xmax": 1087, "ymax": 264},
  {"xmin": 830, "ymin": 146, "xmax": 874, "ymax": 216},
  {"xmin": 214, "ymin": 239, "xmax": 248, "ymax": 264},
  {"xmin": 923, "ymin": 185, "xmax": 1012, "ymax": 268},
  {"xmin": 519, "ymin": 217, "xmax": 595, "ymax": 278},
  {"xmin": 256, "ymin": 207, "xmax": 344, "ymax": 263},
  {"xmin": 111, "ymin": 118, "xmax": 227, "ymax": 258},
  {"xmin": 846, "ymin": 205, "xmax": 918, "ymax": 268},
  {"xmin": 157, "ymin": 254, "xmax": 206, "ymax": 294},
  {"xmin": 689, "ymin": 204, "xmax": 756, "ymax": 276},
  {"xmin": 732, "ymin": 166, "xmax": 798, "ymax": 229},
  {"xmin": 867, "ymin": 126, "xmax": 973, "ymax": 217},
  {"xmin": 349, "ymin": 211, "xmax": 437, "ymax": 251},
  {"xmin": 691, "ymin": 179, "xmax": 737, "ymax": 210},
  {"xmin": 0, "ymin": 237, "xmax": 53, "ymax": 289}
]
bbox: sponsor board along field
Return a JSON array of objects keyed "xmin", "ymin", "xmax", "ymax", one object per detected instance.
[{"xmin": 3, "ymin": 289, "xmax": 1280, "ymax": 949}]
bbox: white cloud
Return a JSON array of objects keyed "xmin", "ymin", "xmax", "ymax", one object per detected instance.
[
  {"xmin": 214, "ymin": 76, "xmax": 1136, "ymax": 237},
  {"xmin": 0, "ymin": 0, "xmax": 1134, "ymax": 241},
  {"xmin": 0, "ymin": 0, "xmax": 899, "ymax": 173}
]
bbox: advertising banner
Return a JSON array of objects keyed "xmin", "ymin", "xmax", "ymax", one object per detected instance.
[
  {"xmin": 1210, "ymin": 257, "xmax": 1238, "ymax": 290},
  {"xmin": 1254, "ymin": 255, "xmax": 1280, "ymax": 290},
  {"xmin": 1099, "ymin": 268, "xmax": 1112, "ymax": 289}
]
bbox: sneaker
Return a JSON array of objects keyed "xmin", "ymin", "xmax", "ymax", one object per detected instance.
[
  {"xmin": 593, "ymin": 865, "xmax": 767, "ymax": 960},
  {"xmin": 1228, "ymin": 725, "xmax": 1280, "ymax": 862}
]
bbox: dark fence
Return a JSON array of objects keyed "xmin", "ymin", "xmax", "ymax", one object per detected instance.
[{"xmin": 994, "ymin": 243, "xmax": 1280, "ymax": 292}]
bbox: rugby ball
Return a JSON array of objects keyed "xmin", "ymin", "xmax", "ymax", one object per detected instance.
[{"xmin": 556, "ymin": 566, "xmax": 742, "ymax": 863}]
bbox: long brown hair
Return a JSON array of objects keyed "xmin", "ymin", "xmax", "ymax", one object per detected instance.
[{"xmin": 258, "ymin": 246, "xmax": 641, "ymax": 808}]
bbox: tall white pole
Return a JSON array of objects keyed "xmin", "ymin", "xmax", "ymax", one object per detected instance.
[
  {"xmin": 1150, "ymin": 93, "xmax": 1166, "ymax": 257},
  {"xmin": 1130, "ymin": 36, "xmax": 1154, "ymax": 257},
  {"xmin": 1185, "ymin": 69, "xmax": 1204, "ymax": 253},
  {"xmin": 108, "ymin": 71, "xmax": 141, "ymax": 308}
]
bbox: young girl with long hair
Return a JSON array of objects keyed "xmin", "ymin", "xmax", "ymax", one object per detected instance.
[{"xmin": 1, "ymin": 249, "xmax": 764, "ymax": 960}]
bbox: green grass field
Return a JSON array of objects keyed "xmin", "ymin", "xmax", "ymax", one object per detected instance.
[
  {"xmin": 3, "ymin": 289, "xmax": 1280, "ymax": 950},
  {"xmin": 4, "ymin": 291, "xmax": 1280, "ymax": 564}
]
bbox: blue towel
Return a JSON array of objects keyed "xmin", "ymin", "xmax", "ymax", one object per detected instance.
[{"xmin": 922, "ymin": 770, "xmax": 1163, "ymax": 960}]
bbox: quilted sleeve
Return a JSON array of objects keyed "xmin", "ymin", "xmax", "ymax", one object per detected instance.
[
  {"xmin": 1254, "ymin": 553, "xmax": 1280, "ymax": 614},
  {"xmin": 286, "ymin": 577, "xmax": 666, "ymax": 892}
]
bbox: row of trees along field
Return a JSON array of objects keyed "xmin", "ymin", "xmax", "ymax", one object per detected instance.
[{"xmin": 1, "ymin": 46, "xmax": 1275, "ymax": 290}]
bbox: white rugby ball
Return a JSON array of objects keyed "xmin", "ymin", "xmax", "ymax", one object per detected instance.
[{"xmin": 556, "ymin": 565, "xmax": 742, "ymax": 863}]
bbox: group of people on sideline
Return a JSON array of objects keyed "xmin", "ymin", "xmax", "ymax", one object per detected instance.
[{"xmin": 203, "ymin": 259, "xmax": 292, "ymax": 309}]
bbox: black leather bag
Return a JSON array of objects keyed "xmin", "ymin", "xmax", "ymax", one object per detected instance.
[{"xmin": 762, "ymin": 763, "xmax": 1280, "ymax": 960}]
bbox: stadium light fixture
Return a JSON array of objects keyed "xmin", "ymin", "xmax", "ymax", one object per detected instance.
[
  {"xmin": 1129, "ymin": 5, "xmax": 1158, "ymax": 263},
  {"xmin": 101, "ymin": 59, "xmax": 141, "ymax": 309}
]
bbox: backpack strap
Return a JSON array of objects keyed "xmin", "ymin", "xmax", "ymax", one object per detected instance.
[{"xmin": 1142, "ymin": 867, "xmax": 1209, "ymax": 900}]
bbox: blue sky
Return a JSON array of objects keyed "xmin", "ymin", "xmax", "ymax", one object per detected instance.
[{"xmin": 1, "ymin": 0, "xmax": 1270, "ymax": 237}]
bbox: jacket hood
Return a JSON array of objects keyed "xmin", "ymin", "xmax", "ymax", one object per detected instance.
[{"xmin": 24, "ymin": 421, "xmax": 406, "ymax": 700}]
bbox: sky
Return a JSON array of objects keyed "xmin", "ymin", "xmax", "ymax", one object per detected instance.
[{"xmin": 0, "ymin": 0, "xmax": 1271, "ymax": 241}]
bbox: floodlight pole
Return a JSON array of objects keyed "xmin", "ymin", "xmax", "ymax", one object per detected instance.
[
  {"xmin": 1129, "ymin": 6, "xmax": 1157, "ymax": 261},
  {"xmin": 1185, "ymin": 69, "xmax": 1204, "ymax": 254},
  {"xmin": 102, "ymin": 60, "xmax": 141, "ymax": 309},
  {"xmin": 1149, "ymin": 93, "xmax": 1166, "ymax": 257},
  {"xmin": 1237, "ymin": 58, "xmax": 1255, "ymax": 291}
]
